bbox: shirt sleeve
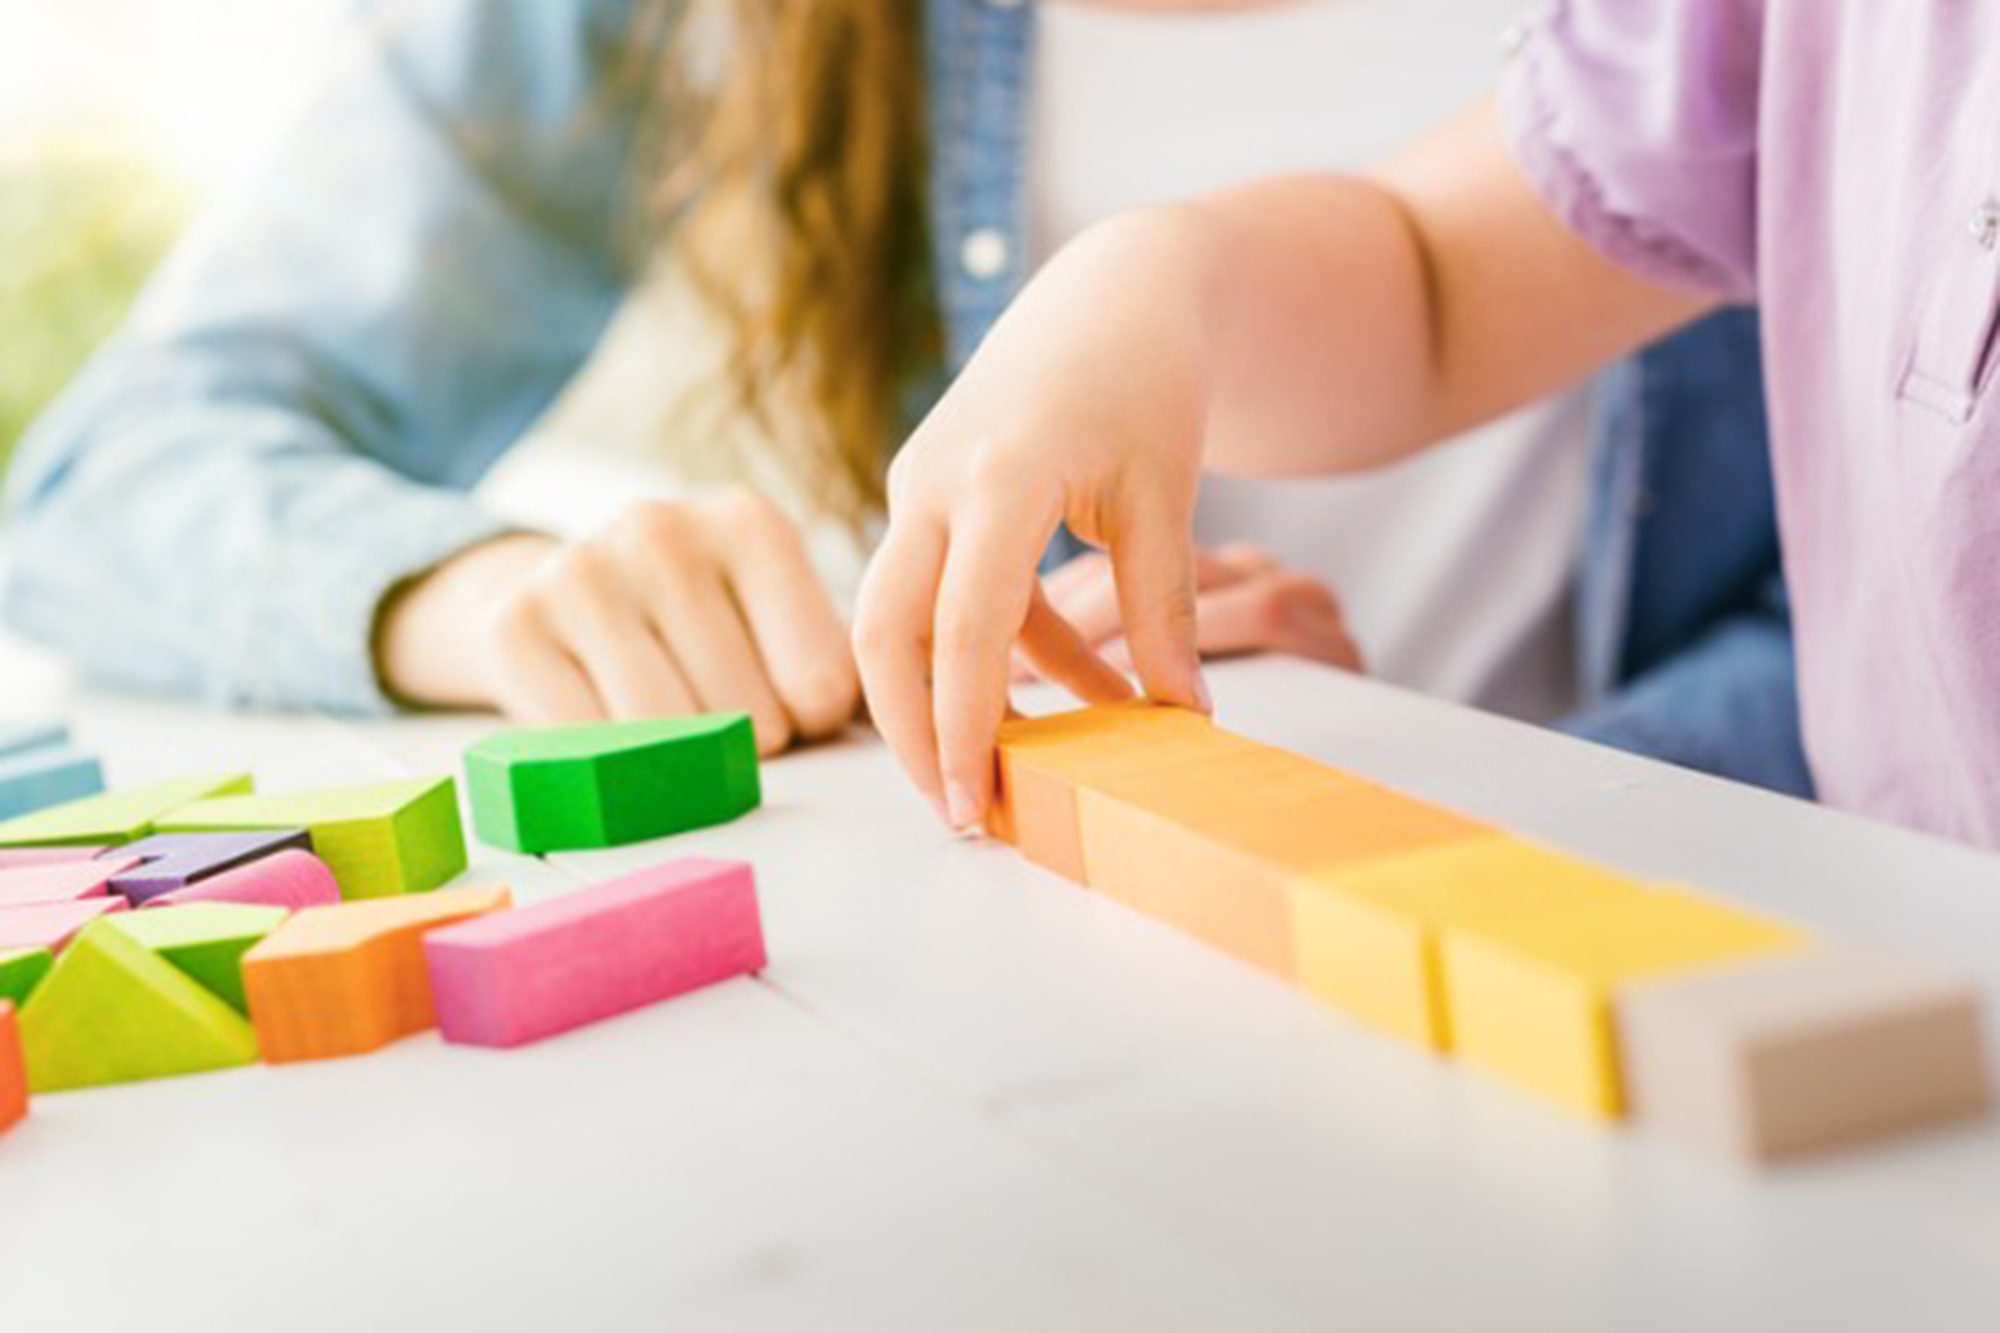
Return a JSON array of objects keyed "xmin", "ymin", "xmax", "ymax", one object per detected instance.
[
  {"xmin": 1499, "ymin": 0, "xmax": 1765, "ymax": 300},
  {"xmin": 1, "ymin": 0, "xmax": 651, "ymax": 714}
]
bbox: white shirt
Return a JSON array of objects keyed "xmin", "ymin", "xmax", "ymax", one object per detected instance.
[{"xmin": 1029, "ymin": 0, "xmax": 1590, "ymax": 721}]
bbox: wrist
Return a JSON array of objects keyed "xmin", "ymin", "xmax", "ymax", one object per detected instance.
[{"xmin": 374, "ymin": 532, "xmax": 556, "ymax": 708}]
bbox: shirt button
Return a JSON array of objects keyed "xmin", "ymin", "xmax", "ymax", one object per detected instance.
[
  {"xmin": 1500, "ymin": 22, "xmax": 1529, "ymax": 58},
  {"xmin": 960, "ymin": 228, "xmax": 1011, "ymax": 280},
  {"xmin": 1972, "ymin": 197, "xmax": 2000, "ymax": 252}
]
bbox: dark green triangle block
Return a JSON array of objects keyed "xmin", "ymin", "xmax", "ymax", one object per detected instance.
[
  {"xmin": 0, "ymin": 948, "xmax": 51, "ymax": 1006},
  {"xmin": 19, "ymin": 920, "xmax": 259, "ymax": 1091},
  {"xmin": 104, "ymin": 904, "xmax": 287, "ymax": 1015}
]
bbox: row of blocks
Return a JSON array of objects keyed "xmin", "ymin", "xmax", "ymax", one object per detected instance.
[
  {"xmin": 991, "ymin": 703, "xmax": 1992, "ymax": 1164},
  {"xmin": 0, "ymin": 857, "xmax": 766, "ymax": 1114}
]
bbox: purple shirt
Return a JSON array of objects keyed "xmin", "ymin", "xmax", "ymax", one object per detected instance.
[{"xmin": 1503, "ymin": 0, "xmax": 2000, "ymax": 846}]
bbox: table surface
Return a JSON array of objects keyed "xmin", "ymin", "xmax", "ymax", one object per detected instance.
[{"xmin": 3, "ymin": 645, "xmax": 1998, "ymax": 1333}]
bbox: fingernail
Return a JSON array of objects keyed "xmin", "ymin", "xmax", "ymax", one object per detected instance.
[{"xmin": 945, "ymin": 781, "xmax": 981, "ymax": 832}]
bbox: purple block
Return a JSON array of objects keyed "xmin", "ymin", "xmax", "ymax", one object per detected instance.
[{"xmin": 104, "ymin": 829, "xmax": 312, "ymax": 904}]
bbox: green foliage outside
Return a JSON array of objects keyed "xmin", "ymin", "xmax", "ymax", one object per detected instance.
[{"xmin": 0, "ymin": 139, "xmax": 187, "ymax": 482}]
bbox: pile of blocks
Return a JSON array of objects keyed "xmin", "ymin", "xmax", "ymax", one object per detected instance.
[
  {"xmin": 992, "ymin": 703, "xmax": 1993, "ymax": 1165},
  {"xmin": 0, "ymin": 714, "xmax": 768, "ymax": 1135}
]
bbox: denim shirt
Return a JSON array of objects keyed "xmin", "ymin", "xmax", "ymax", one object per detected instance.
[{"xmin": 1, "ymin": 0, "xmax": 1812, "ymax": 797}]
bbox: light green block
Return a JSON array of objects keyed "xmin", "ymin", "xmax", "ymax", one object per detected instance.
[
  {"xmin": 0, "ymin": 773, "xmax": 253, "ymax": 847},
  {"xmin": 158, "ymin": 777, "xmax": 466, "ymax": 899},
  {"xmin": 0, "ymin": 948, "xmax": 52, "ymax": 1006},
  {"xmin": 19, "ymin": 919, "xmax": 259, "ymax": 1092},
  {"xmin": 465, "ymin": 715, "xmax": 761, "ymax": 853},
  {"xmin": 104, "ymin": 904, "xmax": 287, "ymax": 1014}
]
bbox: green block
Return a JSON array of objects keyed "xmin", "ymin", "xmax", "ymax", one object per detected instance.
[
  {"xmin": 0, "ymin": 773, "xmax": 253, "ymax": 847},
  {"xmin": 157, "ymin": 777, "xmax": 466, "ymax": 900},
  {"xmin": 0, "ymin": 948, "xmax": 52, "ymax": 1006},
  {"xmin": 103, "ymin": 904, "xmax": 287, "ymax": 1014},
  {"xmin": 19, "ymin": 919, "xmax": 259, "ymax": 1092},
  {"xmin": 465, "ymin": 715, "xmax": 762, "ymax": 853}
]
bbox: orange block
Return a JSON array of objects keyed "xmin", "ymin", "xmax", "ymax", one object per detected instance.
[
  {"xmin": 992, "ymin": 703, "xmax": 1248, "ymax": 882},
  {"xmin": 241, "ymin": 885, "xmax": 512, "ymax": 1063},
  {"xmin": 1078, "ymin": 746, "xmax": 1492, "ymax": 978},
  {"xmin": 0, "ymin": 1001, "xmax": 25, "ymax": 1133}
]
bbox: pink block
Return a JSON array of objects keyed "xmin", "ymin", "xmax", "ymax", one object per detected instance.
[
  {"xmin": 424, "ymin": 857, "xmax": 766, "ymax": 1049},
  {"xmin": 0, "ymin": 857, "xmax": 142, "ymax": 909},
  {"xmin": 0, "ymin": 846, "xmax": 111, "ymax": 870},
  {"xmin": 144, "ymin": 850, "xmax": 341, "ymax": 910},
  {"xmin": 0, "ymin": 897, "xmax": 129, "ymax": 952}
]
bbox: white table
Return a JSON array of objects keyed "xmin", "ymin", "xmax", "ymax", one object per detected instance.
[{"xmin": 3, "ymin": 650, "xmax": 1998, "ymax": 1332}]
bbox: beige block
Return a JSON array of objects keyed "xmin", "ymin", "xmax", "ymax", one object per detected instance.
[{"xmin": 1618, "ymin": 947, "xmax": 1992, "ymax": 1164}]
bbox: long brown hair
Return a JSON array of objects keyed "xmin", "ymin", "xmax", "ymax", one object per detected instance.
[{"xmin": 643, "ymin": 0, "xmax": 939, "ymax": 527}]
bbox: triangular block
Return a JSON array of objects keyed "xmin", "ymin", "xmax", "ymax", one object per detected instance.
[
  {"xmin": 19, "ymin": 920, "xmax": 259, "ymax": 1092},
  {"xmin": 0, "ymin": 774, "xmax": 253, "ymax": 848},
  {"xmin": 0, "ymin": 948, "xmax": 52, "ymax": 1006},
  {"xmin": 104, "ymin": 904, "xmax": 289, "ymax": 1015},
  {"xmin": 160, "ymin": 778, "xmax": 465, "ymax": 899},
  {"xmin": 0, "ymin": 898, "xmax": 129, "ymax": 953},
  {"xmin": 0, "ymin": 857, "xmax": 139, "ymax": 909}
]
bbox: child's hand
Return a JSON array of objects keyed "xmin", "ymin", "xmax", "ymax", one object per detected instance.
[
  {"xmin": 853, "ymin": 214, "xmax": 1222, "ymax": 831},
  {"xmin": 1020, "ymin": 543, "xmax": 1366, "ymax": 681},
  {"xmin": 377, "ymin": 490, "xmax": 859, "ymax": 754}
]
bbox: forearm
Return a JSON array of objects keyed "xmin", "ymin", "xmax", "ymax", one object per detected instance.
[{"xmin": 1074, "ymin": 99, "xmax": 1716, "ymax": 479}]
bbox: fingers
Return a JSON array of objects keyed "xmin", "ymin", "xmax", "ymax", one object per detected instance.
[
  {"xmin": 535, "ymin": 549, "xmax": 701, "ymax": 719},
  {"xmin": 853, "ymin": 519, "xmax": 951, "ymax": 818},
  {"xmin": 702, "ymin": 492, "xmax": 862, "ymax": 741},
  {"xmin": 488, "ymin": 597, "xmax": 611, "ymax": 724},
  {"xmin": 930, "ymin": 496, "xmax": 1061, "ymax": 829},
  {"xmin": 1100, "ymin": 568, "xmax": 1366, "ymax": 674},
  {"xmin": 1015, "ymin": 586, "xmax": 1137, "ymax": 704},
  {"xmin": 1107, "ymin": 478, "xmax": 1209, "ymax": 713}
]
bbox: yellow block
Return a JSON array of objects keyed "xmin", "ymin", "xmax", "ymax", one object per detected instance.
[
  {"xmin": 1078, "ymin": 746, "xmax": 1491, "ymax": 979},
  {"xmin": 1441, "ymin": 888, "xmax": 1807, "ymax": 1119},
  {"xmin": 1291, "ymin": 838, "xmax": 1651, "ymax": 1051},
  {"xmin": 991, "ymin": 704, "xmax": 1245, "ymax": 882}
]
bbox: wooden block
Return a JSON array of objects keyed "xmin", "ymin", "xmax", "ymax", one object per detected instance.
[
  {"xmin": 992, "ymin": 703, "xmax": 1253, "ymax": 882},
  {"xmin": 19, "ymin": 919, "xmax": 259, "ymax": 1092},
  {"xmin": 465, "ymin": 716, "xmax": 761, "ymax": 854},
  {"xmin": 0, "ymin": 745, "xmax": 105, "ymax": 821},
  {"xmin": 146, "ymin": 850, "xmax": 341, "ymax": 911},
  {"xmin": 104, "ymin": 904, "xmax": 289, "ymax": 1015},
  {"xmin": 105, "ymin": 830, "xmax": 310, "ymax": 904},
  {"xmin": 1291, "ymin": 838, "xmax": 1651, "ymax": 1050},
  {"xmin": 1618, "ymin": 947, "xmax": 1992, "ymax": 1163},
  {"xmin": 0, "ymin": 898, "xmax": 130, "ymax": 953},
  {"xmin": 241, "ymin": 884, "xmax": 513, "ymax": 1062},
  {"xmin": 0, "ymin": 773, "xmax": 253, "ymax": 848},
  {"xmin": 159, "ymin": 778, "xmax": 466, "ymax": 899},
  {"xmin": 0, "ymin": 1002, "xmax": 24, "ymax": 1134},
  {"xmin": 1440, "ymin": 889, "xmax": 1807, "ymax": 1119},
  {"xmin": 0, "ymin": 720, "xmax": 67, "ymax": 758},
  {"xmin": 1077, "ymin": 746, "xmax": 1492, "ymax": 978},
  {"xmin": 0, "ymin": 857, "xmax": 140, "ymax": 909},
  {"xmin": 0, "ymin": 949, "xmax": 52, "ymax": 1006},
  {"xmin": 426, "ymin": 858, "xmax": 765, "ymax": 1048},
  {"xmin": 0, "ymin": 846, "xmax": 111, "ymax": 869}
]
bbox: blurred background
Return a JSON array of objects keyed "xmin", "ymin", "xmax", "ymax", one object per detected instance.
[{"xmin": 0, "ymin": 0, "xmax": 342, "ymax": 470}]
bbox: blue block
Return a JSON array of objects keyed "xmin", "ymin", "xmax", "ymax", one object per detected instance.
[
  {"xmin": 0, "ymin": 746, "xmax": 105, "ymax": 821},
  {"xmin": 0, "ymin": 721, "xmax": 68, "ymax": 760}
]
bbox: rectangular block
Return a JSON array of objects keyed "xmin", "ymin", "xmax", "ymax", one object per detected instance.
[
  {"xmin": 0, "ymin": 746, "xmax": 105, "ymax": 821},
  {"xmin": 0, "ymin": 1002, "xmax": 24, "ymax": 1133},
  {"xmin": 0, "ymin": 846, "xmax": 112, "ymax": 870},
  {"xmin": 1291, "ymin": 838, "xmax": 1651, "ymax": 1050},
  {"xmin": 0, "ymin": 898, "xmax": 130, "ymax": 954},
  {"xmin": 159, "ymin": 778, "xmax": 466, "ymax": 899},
  {"xmin": 0, "ymin": 948, "xmax": 53, "ymax": 1007},
  {"xmin": 0, "ymin": 721, "xmax": 67, "ymax": 758},
  {"xmin": 106, "ymin": 830, "xmax": 311, "ymax": 904},
  {"xmin": 241, "ymin": 884, "xmax": 513, "ymax": 1061},
  {"xmin": 1619, "ymin": 948, "xmax": 1992, "ymax": 1163},
  {"xmin": 146, "ymin": 850, "xmax": 341, "ymax": 911},
  {"xmin": 426, "ymin": 858, "xmax": 765, "ymax": 1048},
  {"xmin": 0, "ymin": 773, "xmax": 253, "ymax": 848},
  {"xmin": 1441, "ymin": 889, "xmax": 1807, "ymax": 1119},
  {"xmin": 992, "ymin": 703, "xmax": 1254, "ymax": 883},
  {"xmin": 0, "ymin": 857, "xmax": 140, "ymax": 909},
  {"xmin": 1077, "ymin": 746, "xmax": 1492, "ymax": 978},
  {"xmin": 466, "ymin": 716, "xmax": 761, "ymax": 853}
]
